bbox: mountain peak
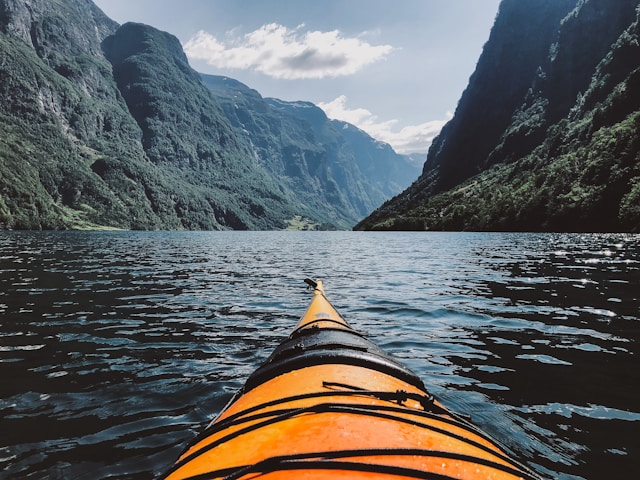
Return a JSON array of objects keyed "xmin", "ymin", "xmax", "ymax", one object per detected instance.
[{"xmin": 103, "ymin": 22, "xmax": 188, "ymax": 68}]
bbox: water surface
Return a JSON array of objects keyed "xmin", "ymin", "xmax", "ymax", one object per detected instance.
[{"xmin": 0, "ymin": 231, "xmax": 638, "ymax": 479}]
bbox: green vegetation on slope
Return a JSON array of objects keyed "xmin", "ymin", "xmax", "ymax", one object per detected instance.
[
  {"xmin": 357, "ymin": 0, "xmax": 640, "ymax": 232},
  {"xmin": 201, "ymin": 75, "xmax": 420, "ymax": 229},
  {"xmin": 362, "ymin": 105, "xmax": 640, "ymax": 232},
  {"xmin": 1, "ymin": 0, "xmax": 419, "ymax": 231}
]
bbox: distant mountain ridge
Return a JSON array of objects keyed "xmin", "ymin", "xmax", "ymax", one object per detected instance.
[
  {"xmin": 0, "ymin": 0, "xmax": 419, "ymax": 230},
  {"xmin": 357, "ymin": 0, "xmax": 640, "ymax": 232},
  {"xmin": 201, "ymin": 74, "xmax": 420, "ymax": 226}
]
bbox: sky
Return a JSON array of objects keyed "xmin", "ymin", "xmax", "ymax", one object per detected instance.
[{"xmin": 92, "ymin": 0, "xmax": 501, "ymax": 155}]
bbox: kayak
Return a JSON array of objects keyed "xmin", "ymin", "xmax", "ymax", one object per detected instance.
[{"xmin": 162, "ymin": 279, "xmax": 540, "ymax": 480}]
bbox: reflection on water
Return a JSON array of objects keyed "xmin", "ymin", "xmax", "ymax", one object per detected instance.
[{"xmin": 0, "ymin": 231, "xmax": 638, "ymax": 479}]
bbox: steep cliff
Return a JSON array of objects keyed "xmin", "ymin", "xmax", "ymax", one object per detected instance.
[
  {"xmin": 0, "ymin": 0, "xmax": 159, "ymax": 229},
  {"xmin": 201, "ymin": 75, "xmax": 420, "ymax": 226},
  {"xmin": 100, "ymin": 23, "xmax": 300, "ymax": 230},
  {"xmin": 0, "ymin": 0, "xmax": 417, "ymax": 230},
  {"xmin": 357, "ymin": 0, "xmax": 640, "ymax": 232}
]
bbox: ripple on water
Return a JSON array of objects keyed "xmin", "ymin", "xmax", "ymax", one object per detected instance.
[{"xmin": 0, "ymin": 231, "xmax": 638, "ymax": 480}]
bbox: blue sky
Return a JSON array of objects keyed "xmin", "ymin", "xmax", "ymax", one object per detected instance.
[{"xmin": 93, "ymin": 0, "xmax": 501, "ymax": 154}]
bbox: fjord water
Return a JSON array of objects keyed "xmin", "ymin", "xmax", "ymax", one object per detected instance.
[{"xmin": 0, "ymin": 231, "xmax": 638, "ymax": 480}]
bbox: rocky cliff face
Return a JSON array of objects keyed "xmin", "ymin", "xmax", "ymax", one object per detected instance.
[
  {"xmin": 0, "ymin": 0, "xmax": 116, "ymax": 52},
  {"xmin": 487, "ymin": 0, "xmax": 640, "ymax": 167},
  {"xmin": 0, "ymin": 0, "xmax": 418, "ymax": 230},
  {"xmin": 201, "ymin": 75, "xmax": 421, "ymax": 225},
  {"xmin": 357, "ymin": 0, "xmax": 640, "ymax": 232},
  {"xmin": 425, "ymin": 0, "xmax": 578, "ymax": 193},
  {"xmin": 0, "ymin": 0, "xmax": 157, "ymax": 229}
]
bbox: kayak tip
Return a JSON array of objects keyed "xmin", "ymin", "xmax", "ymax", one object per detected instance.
[{"xmin": 304, "ymin": 278, "xmax": 324, "ymax": 295}]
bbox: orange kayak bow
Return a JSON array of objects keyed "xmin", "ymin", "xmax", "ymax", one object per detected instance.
[{"xmin": 162, "ymin": 279, "xmax": 540, "ymax": 479}]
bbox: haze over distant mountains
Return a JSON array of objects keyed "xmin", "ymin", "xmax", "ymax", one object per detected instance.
[
  {"xmin": 357, "ymin": 0, "xmax": 640, "ymax": 232},
  {"xmin": 0, "ymin": 0, "xmax": 419, "ymax": 230}
]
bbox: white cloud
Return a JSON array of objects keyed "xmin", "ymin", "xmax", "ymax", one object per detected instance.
[
  {"xmin": 318, "ymin": 96, "xmax": 452, "ymax": 154},
  {"xmin": 183, "ymin": 24, "xmax": 393, "ymax": 80}
]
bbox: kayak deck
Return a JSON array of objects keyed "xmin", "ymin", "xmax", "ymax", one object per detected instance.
[{"xmin": 163, "ymin": 280, "xmax": 540, "ymax": 480}]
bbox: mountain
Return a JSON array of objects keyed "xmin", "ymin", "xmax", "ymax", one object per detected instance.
[
  {"xmin": 356, "ymin": 0, "xmax": 640, "ymax": 232},
  {"xmin": 0, "ymin": 0, "xmax": 418, "ymax": 230},
  {"xmin": 200, "ymin": 74, "xmax": 421, "ymax": 227}
]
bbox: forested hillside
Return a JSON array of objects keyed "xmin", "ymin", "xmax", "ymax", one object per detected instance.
[
  {"xmin": 0, "ymin": 0, "xmax": 417, "ymax": 230},
  {"xmin": 357, "ymin": 0, "xmax": 640, "ymax": 232},
  {"xmin": 201, "ymin": 75, "xmax": 420, "ymax": 227}
]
